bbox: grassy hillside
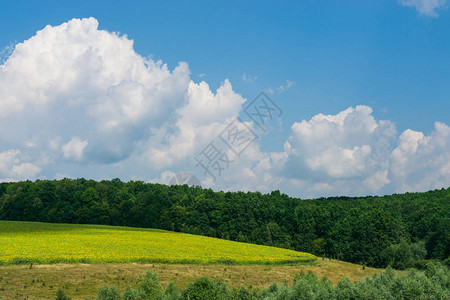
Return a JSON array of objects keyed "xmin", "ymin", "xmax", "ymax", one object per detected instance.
[
  {"xmin": 0, "ymin": 221, "xmax": 316, "ymax": 265},
  {"xmin": 1, "ymin": 180, "xmax": 448, "ymax": 268}
]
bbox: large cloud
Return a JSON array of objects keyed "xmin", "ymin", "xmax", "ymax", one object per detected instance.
[
  {"xmin": 0, "ymin": 17, "xmax": 190, "ymax": 166},
  {"xmin": 0, "ymin": 18, "xmax": 448, "ymax": 197},
  {"xmin": 285, "ymin": 106, "xmax": 395, "ymax": 180},
  {"xmin": 271, "ymin": 106, "xmax": 449, "ymax": 197},
  {"xmin": 273, "ymin": 106, "xmax": 396, "ymax": 196},
  {"xmin": 0, "ymin": 149, "xmax": 41, "ymax": 181},
  {"xmin": 145, "ymin": 79, "xmax": 245, "ymax": 169},
  {"xmin": 0, "ymin": 17, "xmax": 251, "ymax": 184},
  {"xmin": 390, "ymin": 122, "xmax": 450, "ymax": 192}
]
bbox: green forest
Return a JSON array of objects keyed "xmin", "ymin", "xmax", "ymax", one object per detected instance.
[{"xmin": 1, "ymin": 179, "xmax": 449, "ymax": 269}]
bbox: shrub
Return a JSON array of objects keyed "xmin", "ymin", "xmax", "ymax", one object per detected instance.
[
  {"xmin": 381, "ymin": 240, "xmax": 427, "ymax": 270},
  {"xmin": 55, "ymin": 288, "xmax": 71, "ymax": 300},
  {"xmin": 165, "ymin": 282, "xmax": 180, "ymax": 300},
  {"xmin": 135, "ymin": 271, "xmax": 165, "ymax": 299},
  {"xmin": 96, "ymin": 286, "xmax": 121, "ymax": 300},
  {"xmin": 181, "ymin": 277, "xmax": 229, "ymax": 300},
  {"xmin": 444, "ymin": 256, "xmax": 450, "ymax": 268},
  {"xmin": 406, "ymin": 259, "xmax": 432, "ymax": 270}
]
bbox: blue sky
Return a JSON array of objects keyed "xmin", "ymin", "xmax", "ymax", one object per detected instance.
[{"xmin": 0, "ymin": 0, "xmax": 449, "ymax": 197}]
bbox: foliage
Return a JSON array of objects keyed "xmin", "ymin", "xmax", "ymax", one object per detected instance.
[
  {"xmin": 0, "ymin": 179, "xmax": 448, "ymax": 267},
  {"xmin": 55, "ymin": 288, "xmax": 71, "ymax": 300},
  {"xmin": 181, "ymin": 277, "xmax": 229, "ymax": 300},
  {"xmin": 381, "ymin": 239, "xmax": 427, "ymax": 269},
  {"xmin": 97, "ymin": 286, "xmax": 121, "ymax": 300}
]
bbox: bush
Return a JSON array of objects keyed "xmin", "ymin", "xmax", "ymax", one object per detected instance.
[
  {"xmin": 135, "ymin": 271, "xmax": 165, "ymax": 299},
  {"xmin": 164, "ymin": 282, "xmax": 180, "ymax": 300},
  {"xmin": 444, "ymin": 256, "xmax": 450, "ymax": 268},
  {"xmin": 290, "ymin": 271, "xmax": 333, "ymax": 299},
  {"xmin": 335, "ymin": 278, "xmax": 357, "ymax": 300},
  {"xmin": 381, "ymin": 240, "xmax": 427, "ymax": 270},
  {"xmin": 181, "ymin": 277, "xmax": 228, "ymax": 300},
  {"xmin": 406, "ymin": 259, "xmax": 432, "ymax": 270},
  {"xmin": 229, "ymin": 286, "xmax": 255, "ymax": 300},
  {"xmin": 96, "ymin": 286, "xmax": 121, "ymax": 300},
  {"xmin": 55, "ymin": 288, "xmax": 71, "ymax": 300}
]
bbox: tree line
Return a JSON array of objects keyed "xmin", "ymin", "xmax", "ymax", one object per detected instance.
[{"xmin": 0, "ymin": 179, "xmax": 449, "ymax": 268}]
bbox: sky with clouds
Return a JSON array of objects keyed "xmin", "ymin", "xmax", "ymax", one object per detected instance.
[{"xmin": 0, "ymin": 0, "xmax": 449, "ymax": 198}]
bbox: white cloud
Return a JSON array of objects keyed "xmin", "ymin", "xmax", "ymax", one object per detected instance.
[
  {"xmin": 278, "ymin": 105, "xmax": 397, "ymax": 196},
  {"xmin": 0, "ymin": 17, "xmax": 190, "ymax": 169},
  {"xmin": 278, "ymin": 80, "xmax": 295, "ymax": 93},
  {"xmin": 242, "ymin": 73, "xmax": 257, "ymax": 83},
  {"xmin": 389, "ymin": 122, "xmax": 450, "ymax": 192},
  {"xmin": 0, "ymin": 17, "xmax": 247, "ymax": 183},
  {"xmin": 266, "ymin": 106, "xmax": 450, "ymax": 197},
  {"xmin": 62, "ymin": 137, "xmax": 88, "ymax": 161},
  {"xmin": 399, "ymin": 0, "xmax": 447, "ymax": 17},
  {"xmin": 363, "ymin": 170, "xmax": 391, "ymax": 192},
  {"xmin": 0, "ymin": 42, "xmax": 15, "ymax": 64},
  {"xmin": 265, "ymin": 87, "xmax": 274, "ymax": 94},
  {"xmin": 0, "ymin": 150, "xmax": 41, "ymax": 180},
  {"xmin": 145, "ymin": 79, "xmax": 245, "ymax": 168}
]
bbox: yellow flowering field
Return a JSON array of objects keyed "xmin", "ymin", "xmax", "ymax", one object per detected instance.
[{"xmin": 0, "ymin": 221, "xmax": 316, "ymax": 265}]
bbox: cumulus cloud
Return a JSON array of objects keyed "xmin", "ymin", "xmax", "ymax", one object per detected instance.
[
  {"xmin": 0, "ymin": 17, "xmax": 448, "ymax": 198},
  {"xmin": 271, "ymin": 106, "xmax": 450, "ymax": 197},
  {"xmin": 0, "ymin": 17, "xmax": 249, "ymax": 184},
  {"xmin": 390, "ymin": 122, "xmax": 450, "ymax": 192},
  {"xmin": 145, "ymin": 79, "xmax": 245, "ymax": 169},
  {"xmin": 399, "ymin": 0, "xmax": 448, "ymax": 17},
  {"xmin": 0, "ymin": 17, "xmax": 190, "ymax": 169},
  {"xmin": 0, "ymin": 42, "xmax": 15, "ymax": 64},
  {"xmin": 278, "ymin": 106, "xmax": 397, "ymax": 196},
  {"xmin": 62, "ymin": 137, "xmax": 88, "ymax": 161},
  {"xmin": 0, "ymin": 150, "xmax": 41, "ymax": 181}
]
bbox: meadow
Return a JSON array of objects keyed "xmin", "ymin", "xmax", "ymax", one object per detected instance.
[
  {"xmin": 0, "ymin": 260, "xmax": 388, "ymax": 299},
  {"xmin": 0, "ymin": 221, "xmax": 316, "ymax": 265}
]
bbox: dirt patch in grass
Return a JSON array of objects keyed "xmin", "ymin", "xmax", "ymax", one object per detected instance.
[{"xmin": 0, "ymin": 259, "xmax": 390, "ymax": 299}]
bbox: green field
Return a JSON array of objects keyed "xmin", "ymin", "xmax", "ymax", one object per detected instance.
[{"xmin": 0, "ymin": 221, "xmax": 316, "ymax": 265}]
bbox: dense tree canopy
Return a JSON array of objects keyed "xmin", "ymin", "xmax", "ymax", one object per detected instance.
[{"xmin": 1, "ymin": 179, "xmax": 448, "ymax": 268}]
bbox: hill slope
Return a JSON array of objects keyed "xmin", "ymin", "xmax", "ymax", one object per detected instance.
[
  {"xmin": 1, "ymin": 180, "xmax": 448, "ymax": 268},
  {"xmin": 0, "ymin": 221, "xmax": 316, "ymax": 265},
  {"xmin": 0, "ymin": 260, "xmax": 390, "ymax": 300}
]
